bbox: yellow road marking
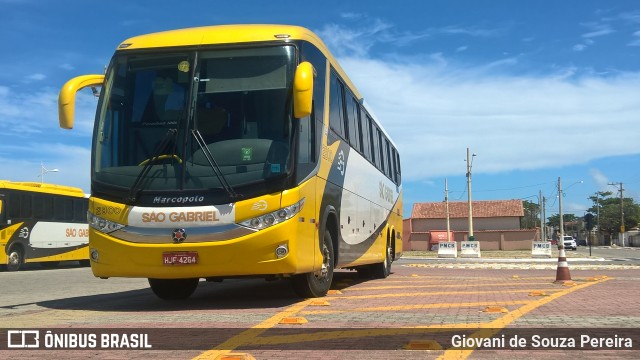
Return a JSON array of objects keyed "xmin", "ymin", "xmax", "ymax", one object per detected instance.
[
  {"xmin": 438, "ymin": 277, "xmax": 611, "ymax": 360},
  {"xmin": 191, "ymin": 299, "xmax": 311, "ymax": 360},
  {"xmin": 247, "ymin": 323, "xmax": 486, "ymax": 347},
  {"xmin": 346, "ymin": 282, "xmax": 554, "ymax": 291},
  {"xmin": 300, "ymin": 300, "xmax": 532, "ymax": 315},
  {"xmin": 326, "ymin": 288, "xmax": 562, "ymax": 300},
  {"xmin": 192, "ymin": 276, "xmax": 609, "ymax": 357}
]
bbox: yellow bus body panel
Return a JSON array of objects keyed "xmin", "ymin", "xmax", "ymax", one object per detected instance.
[
  {"xmin": 90, "ymin": 217, "xmax": 305, "ymax": 279},
  {"xmin": 89, "ymin": 178, "xmax": 320, "ymax": 279}
]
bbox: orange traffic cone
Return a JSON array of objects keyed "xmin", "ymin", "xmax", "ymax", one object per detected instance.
[{"xmin": 554, "ymin": 247, "xmax": 572, "ymax": 283}]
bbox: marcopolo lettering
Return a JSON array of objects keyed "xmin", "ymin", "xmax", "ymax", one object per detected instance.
[{"xmin": 153, "ymin": 196, "xmax": 205, "ymax": 204}]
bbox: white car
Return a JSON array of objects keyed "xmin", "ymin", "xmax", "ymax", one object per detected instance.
[{"xmin": 563, "ymin": 236, "xmax": 577, "ymax": 250}]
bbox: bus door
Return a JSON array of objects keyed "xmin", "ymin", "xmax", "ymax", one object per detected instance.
[
  {"xmin": 0, "ymin": 195, "xmax": 5, "ymax": 230},
  {"xmin": 0, "ymin": 196, "xmax": 6, "ymax": 253}
]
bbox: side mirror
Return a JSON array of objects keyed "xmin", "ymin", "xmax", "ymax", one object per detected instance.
[
  {"xmin": 293, "ymin": 61, "xmax": 314, "ymax": 119},
  {"xmin": 58, "ymin": 74, "xmax": 104, "ymax": 129}
]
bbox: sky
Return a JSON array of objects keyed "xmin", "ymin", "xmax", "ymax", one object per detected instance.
[{"xmin": 1, "ymin": 0, "xmax": 639, "ymax": 220}]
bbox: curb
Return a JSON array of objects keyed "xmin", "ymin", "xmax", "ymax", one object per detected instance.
[{"xmin": 400, "ymin": 256, "xmax": 608, "ymax": 263}]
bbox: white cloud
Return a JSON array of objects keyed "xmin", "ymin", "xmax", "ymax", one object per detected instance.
[
  {"xmin": 629, "ymin": 30, "xmax": 640, "ymax": 46},
  {"xmin": 589, "ymin": 168, "xmax": 610, "ymax": 190},
  {"xmin": 580, "ymin": 22, "xmax": 615, "ymax": 38},
  {"xmin": 315, "ymin": 20, "xmax": 503, "ymax": 57},
  {"xmin": 573, "ymin": 44, "xmax": 587, "ymax": 52},
  {"xmin": 0, "ymin": 86, "xmax": 96, "ymax": 136},
  {"xmin": 0, "ymin": 143, "xmax": 91, "ymax": 192},
  {"xmin": 25, "ymin": 73, "xmax": 46, "ymax": 81},
  {"xmin": 318, "ymin": 23, "xmax": 640, "ymax": 184},
  {"xmin": 0, "ymin": 84, "xmax": 95, "ymax": 190},
  {"xmin": 439, "ymin": 25, "xmax": 503, "ymax": 38}
]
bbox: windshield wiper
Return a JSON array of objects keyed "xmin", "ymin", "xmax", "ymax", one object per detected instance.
[
  {"xmin": 127, "ymin": 128, "xmax": 177, "ymax": 203},
  {"xmin": 191, "ymin": 129, "xmax": 241, "ymax": 199}
]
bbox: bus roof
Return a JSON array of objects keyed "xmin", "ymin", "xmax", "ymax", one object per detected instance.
[
  {"xmin": 119, "ymin": 24, "xmax": 322, "ymax": 51},
  {"xmin": 117, "ymin": 24, "xmax": 363, "ymax": 100},
  {"xmin": 0, "ymin": 181, "xmax": 86, "ymax": 197}
]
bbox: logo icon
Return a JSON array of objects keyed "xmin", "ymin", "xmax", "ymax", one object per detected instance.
[
  {"xmin": 172, "ymin": 229, "xmax": 187, "ymax": 243},
  {"xmin": 7, "ymin": 330, "xmax": 40, "ymax": 348},
  {"xmin": 18, "ymin": 227, "xmax": 30, "ymax": 239},
  {"xmin": 337, "ymin": 149, "xmax": 345, "ymax": 176},
  {"xmin": 251, "ymin": 200, "xmax": 268, "ymax": 211}
]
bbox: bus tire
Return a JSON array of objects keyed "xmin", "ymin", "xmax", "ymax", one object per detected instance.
[
  {"xmin": 370, "ymin": 239, "xmax": 392, "ymax": 279},
  {"xmin": 355, "ymin": 266, "xmax": 372, "ymax": 279},
  {"xmin": 292, "ymin": 230, "xmax": 334, "ymax": 298},
  {"xmin": 7, "ymin": 246, "xmax": 24, "ymax": 272},
  {"xmin": 148, "ymin": 278, "xmax": 199, "ymax": 300}
]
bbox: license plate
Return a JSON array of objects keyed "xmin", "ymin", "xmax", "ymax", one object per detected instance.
[{"xmin": 163, "ymin": 252, "xmax": 198, "ymax": 265}]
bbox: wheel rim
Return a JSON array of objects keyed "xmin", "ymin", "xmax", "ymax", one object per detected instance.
[
  {"xmin": 8, "ymin": 252, "xmax": 20, "ymax": 266},
  {"xmin": 315, "ymin": 243, "xmax": 331, "ymax": 280},
  {"xmin": 386, "ymin": 245, "xmax": 392, "ymax": 265}
]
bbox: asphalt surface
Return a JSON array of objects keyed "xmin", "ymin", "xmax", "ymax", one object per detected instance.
[{"xmin": 1, "ymin": 249, "xmax": 639, "ymax": 359}]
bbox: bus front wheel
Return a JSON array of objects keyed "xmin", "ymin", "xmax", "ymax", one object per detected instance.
[
  {"xmin": 7, "ymin": 246, "xmax": 24, "ymax": 272},
  {"xmin": 292, "ymin": 230, "xmax": 334, "ymax": 298},
  {"xmin": 148, "ymin": 278, "xmax": 199, "ymax": 300}
]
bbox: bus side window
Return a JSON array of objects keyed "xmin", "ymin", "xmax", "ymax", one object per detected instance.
[
  {"xmin": 396, "ymin": 150, "xmax": 402, "ymax": 183},
  {"xmin": 328, "ymin": 71, "xmax": 346, "ymax": 140},
  {"xmin": 360, "ymin": 111, "xmax": 371, "ymax": 162},
  {"xmin": 73, "ymin": 199, "xmax": 86, "ymax": 222},
  {"xmin": 345, "ymin": 92, "xmax": 361, "ymax": 152},
  {"xmin": 20, "ymin": 193, "xmax": 32, "ymax": 220},
  {"xmin": 385, "ymin": 139, "xmax": 393, "ymax": 179},
  {"xmin": 7, "ymin": 193, "xmax": 20, "ymax": 219},
  {"xmin": 371, "ymin": 122, "xmax": 380, "ymax": 169},
  {"xmin": 392, "ymin": 147, "xmax": 399, "ymax": 184},
  {"xmin": 377, "ymin": 127, "xmax": 385, "ymax": 174}
]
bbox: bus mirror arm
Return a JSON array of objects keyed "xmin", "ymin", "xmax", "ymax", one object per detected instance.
[
  {"xmin": 293, "ymin": 62, "xmax": 314, "ymax": 119},
  {"xmin": 58, "ymin": 74, "xmax": 105, "ymax": 129}
]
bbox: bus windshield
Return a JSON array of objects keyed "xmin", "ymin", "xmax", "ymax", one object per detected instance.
[{"xmin": 93, "ymin": 46, "xmax": 295, "ymax": 202}]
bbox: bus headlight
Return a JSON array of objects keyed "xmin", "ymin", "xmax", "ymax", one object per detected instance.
[
  {"xmin": 239, "ymin": 198, "xmax": 304, "ymax": 230},
  {"xmin": 87, "ymin": 212, "xmax": 125, "ymax": 233}
]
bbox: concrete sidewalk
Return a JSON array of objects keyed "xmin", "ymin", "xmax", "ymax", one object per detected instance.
[{"xmin": 401, "ymin": 256, "xmax": 606, "ymax": 263}]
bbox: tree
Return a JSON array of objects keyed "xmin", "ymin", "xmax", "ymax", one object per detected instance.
[
  {"xmin": 521, "ymin": 200, "xmax": 540, "ymax": 229},
  {"xmin": 546, "ymin": 213, "xmax": 577, "ymax": 229},
  {"xmin": 584, "ymin": 213, "xmax": 595, "ymax": 230},
  {"xmin": 587, "ymin": 192, "xmax": 640, "ymax": 236}
]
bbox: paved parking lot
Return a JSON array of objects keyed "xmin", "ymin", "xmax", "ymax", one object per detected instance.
[{"xmin": 1, "ymin": 261, "xmax": 639, "ymax": 359}]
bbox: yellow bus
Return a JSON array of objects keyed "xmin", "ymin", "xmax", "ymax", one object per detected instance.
[
  {"xmin": 58, "ymin": 24, "xmax": 402, "ymax": 299},
  {"xmin": 0, "ymin": 181, "xmax": 89, "ymax": 271}
]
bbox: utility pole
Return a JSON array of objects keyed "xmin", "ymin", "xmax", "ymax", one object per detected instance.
[
  {"xmin": 542, "ymin": 196, "xmax": 547, "ymax": 241},
  {"xmin": 608, "ymin": 182, "xmax": 625, "ymax": 246},
  {"xmin": 539, "ymin": 190, "xmax": 545, "ymax": 242},
  {"xmin": 596, "ymin": 193, "xmax": 600, "ymax": 245},
  {"xmin": 466, "ymin": 148, "xmax": 476, "ymax": 241},
  {"xmin": 445, "ymin": 178, "xmax": 451, "ymax": 242},
  {"xmin": 558, "ymin": 177, "xmax": 565, "ymax": 250},
  {"xmin": 39, "ymin": 162, "xmax": 59, "ymax": 184}
]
